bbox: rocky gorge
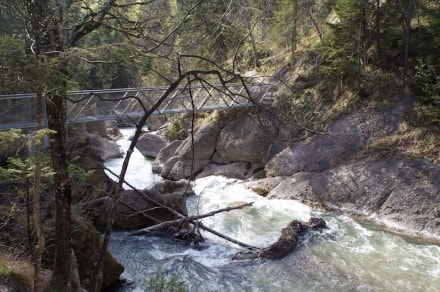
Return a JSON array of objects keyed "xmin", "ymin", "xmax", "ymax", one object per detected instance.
[{"xmin": 136, "ymin": 99, "xmax": 440, "ymax": 242}]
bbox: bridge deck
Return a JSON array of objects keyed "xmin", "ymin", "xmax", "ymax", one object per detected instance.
[{"xmin": 0, "ymin": 83, "xmax": 273, "ymax": 131}]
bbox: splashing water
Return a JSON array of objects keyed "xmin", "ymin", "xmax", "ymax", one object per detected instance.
[{"xmin": 106, "ymin": 129, "xmax": 440, "ymax": 291}]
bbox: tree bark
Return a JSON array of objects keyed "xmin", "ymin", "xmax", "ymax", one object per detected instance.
[
  {"xmin": 403, "ymin": 0, "xmax": 414, "ymax": 71},
  {"xmin": 375, "ymin": 0, "xmax": 381, "ymax": 59},
  {"xmin": 33, "ymin": 90, "xmax": 45, "ymax": 292},
  {"xmin": 47, "ymin": 88, "xmax": 74, "ymax": 291}
]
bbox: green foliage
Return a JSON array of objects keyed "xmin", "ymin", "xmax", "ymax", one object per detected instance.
[
  {"xmin": 0, "ymin": 203, "xmax": 18, "ymax": 230},
  {"xmin": 0, "ymin": 129, "xmax": 24, "ymax": 147},
  {"xmin": 0, "ymin": 152, "xmax": 55, "ymax": 186},
  {"xmin": 0, "ymin": 36, "xmax": 38, "ymax": 94},
  {"xmin": 166, "ymin": 115, "xmax": 188, "ymax": 141},
  {"xmin": 415, "ymin": 57, "xmax": 440, "ymax": 125},
  {"xmin": 320, "ymin": 0, "xmax": 373, "ymax": 79},
  {"xmin": 276, "ymin": 87, "xmax": 329, "ymax": 134},
  {"xmin": 143, "ymin": 270, "xmax": 187, "ymax": 292},
  {"xmin": 0, "ymin": 265, "xmax": 16, "ymax": 277},
  {"xmin": 411, "ymin": 1, "xmax": 440, "ymax": 125},
  {"xmin": 68, "ymin": 158, "xmax": 107, "ymax": 206},
  {"xmin": 252, "ymin": 187, "xmax": 269, "ymax": 197}
]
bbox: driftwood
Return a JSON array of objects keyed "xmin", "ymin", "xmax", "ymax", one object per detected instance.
[
  {"xmin": 129, "ymin": 202, "xmax": 253, "ymax": 236},
  {"xmin": 233, "ymin": 217, "xmax": 326, "ymax": 260},
  {"xmin": 104, "ymin": 166, "xmax": 260, "ymax": 247},
  {"xmin": 104, "ymin": 166, "xmax": 326, "ymax": 259}
]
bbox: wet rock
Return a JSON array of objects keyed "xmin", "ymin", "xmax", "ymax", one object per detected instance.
[
  {"xmin": 152, "ymin": 140, "xmax": 183, "ymax": 174},
  {"xmin": 234, "ymin": 217, "xmax": 326, "ymax": 261},
  {"xmin": 71, "ymin": 215, "xmax": 124, "ymax": 290},
  {"xmin": 196, "ymin": 162, "xmax": 252, "ymax": 180},
  {"xmin": 98, "ymin": 180, "xmax": 191, "ymax": 229},
  {"xmin": 43, "ymin": 215, "xmax": 124, "ymax": 290},
  {"xmin": 265, "ymin": 156, "xmax": 440, "ymax": 238}
]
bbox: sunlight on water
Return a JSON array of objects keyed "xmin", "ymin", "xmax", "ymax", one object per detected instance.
[{"xmin": 104, "ymin": 128, "xmax": 162, "ymax": 190}]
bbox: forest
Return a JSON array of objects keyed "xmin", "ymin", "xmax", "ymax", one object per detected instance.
[{"xmin": 0, "ymin": 0, "xmax": 439, "ymax": 291}]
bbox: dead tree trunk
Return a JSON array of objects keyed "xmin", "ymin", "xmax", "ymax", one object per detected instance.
[{"xmin": 234, "ymin": 217, "xmax": 326, "ymax": 260}]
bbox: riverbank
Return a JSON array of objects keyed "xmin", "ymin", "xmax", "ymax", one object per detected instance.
[{"xmin": 147, "ymin": 99, "xmax": 439, "ymax": 242}]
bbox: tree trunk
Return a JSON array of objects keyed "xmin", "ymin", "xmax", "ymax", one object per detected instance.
[
  {"xmin": 404, "ymin": 0, "xmax": 414, "ymax": 71},
  {"xmin": 33, "ymin": 90, "xmax": 45, "ymax": 292},
  {"xmin": 47, "ymin": 89, "xmax": 74, "ymax": 290},
  {"xmin": 375, "ymin": 0, "xmax": 381, "ymax": 59},
  {"xmin": 291, "ymin": 1, "xmax": 298, "ymax": 54}
]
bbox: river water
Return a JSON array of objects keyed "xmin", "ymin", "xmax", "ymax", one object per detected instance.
[{"xmin": 104, "ymin": 128, "xmax": 440, "ymax": 291}]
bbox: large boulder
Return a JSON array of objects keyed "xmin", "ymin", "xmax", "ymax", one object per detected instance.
[
  {"xmin": 43, "ymin": 215, "xmax": 124, "ymax": 290},
  {"xmin": 166, "ymin": 159, "xmax": 211, "ymax": 181},
  {"xmin": 196, "ymin": 162, "xmax": 252, "ymax": 180},
  {"xmin": 136, "ymin": 132, "xmax": 169, "ymax": 158},
  {"xmin": 265, "ymin": 103, "xmax": 406, "ymax": 177},
  {"xmin": 160, "ymin": 121, "xmax": 222, "ymax": 180},
  {"xmin": 152, "ymin": 140, "xmax": 183, "ymax": 174},
  {"xmin": 69, "ymin": 133, "xmax": 122, "ymax": 166},
  {"xmin": 216, "ymin": 109, "xmax": 279, "ymax": 163},
  {"xmin": 176, "ymin": 121, "xmax": 222, "ymax": 161},
  {"xmin": 261, "ymin": 156, "xmax": 440, "ymax": 239},
  {"xmin": 71, "ymin": 215, "xmax": 124, "ymax": 290},
  {"xmin": 98, "ymin": 180, "xmax": 191, "ymax": 229}
]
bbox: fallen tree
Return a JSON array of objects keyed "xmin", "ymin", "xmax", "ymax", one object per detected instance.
[
  {"xmin": 105, "ymin": 164, "xmax": 327, "ymax": 259},
  {"xmin": 127, "ymin": 192, "xmax": 326, "ymax": 259},
  {"xmin": 232, "ymin": 217, "xmax": 327, "ymax": 260}
]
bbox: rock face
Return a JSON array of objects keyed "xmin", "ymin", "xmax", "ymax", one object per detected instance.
[
  {"xmin": 265, "ymin": 104, "xmax": 406, "ymax": 177},
  {"xmin": 43, "ymin": 215, "xmax": 124, "ymax": 290},
  {"xmin": 143, "ymin": 99, "xmax": 439, "ymax": 240},
  {"xmin": 69, "ymin": 133, "xmax": 122, "ymax": 166},
  {"xmin": 154, "ymin": 109, "xmax": 279, "ymax": 180},
  {"xmin": 252, "ymin": 156, "xmax": 440, "ymax": 239},
  {"xmin": 216, "ymin": 110, "xmax": 279, "ymax": 163},
  {"xmin": 152, "ymin": 140, "xmax": 182, "ymax": 173},
  {"xmin": 157, "ymin": 120, "xmax": 221, "ymax": 180},
  {"xmin": 71, "ymin": 215, "xmax": 124, "ymax": 290},
  {"xmin": 98, "ymin": 180, "xmax": 191, "ymax": 229},
  {"xmin": 196, "ymin": 162, "xmax": 253, "ymax": 180},
  {"xmin": 136, "ymin": 132, "xmax": 169, "ymax": 158},
  {"xmin": 241, "ymin": 101, "xmax": 440, "ymax": 240}
]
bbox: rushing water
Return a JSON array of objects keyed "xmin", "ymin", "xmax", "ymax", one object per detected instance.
[{"xmin": 105, "ymin": 128, "xmax": 440, "ymax": 291}]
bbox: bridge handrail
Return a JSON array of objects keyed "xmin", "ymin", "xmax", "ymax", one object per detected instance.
[
  {"xmin": 0, "ymin": 82, "xmax": 274, "ymax": 131},
  {"xmin": 0, "ymin": 82, "xmax": 272, "ymax": 100}
]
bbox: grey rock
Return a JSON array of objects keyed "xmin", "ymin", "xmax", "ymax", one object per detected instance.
[
  {"xmin": 216, "ymin": 110, "xmax": 279, "ymax": 163},
  {"xmin": 152, "ymin": 140, "xmax": 183, "ymax": 173},
  {"xmin": 167, "ymin": 159, "xmax": 211, "ymax": 180},
  {"xmin": 265, "ymin": 104, "xmax": 406, "ymax": 177},
  {"xmin": 265, "ymin": 156, "xmax": 440, "ymax": 238},
  {"xmin": 161, "ymin": 156, "xmax": 179, "ymax": 178},
  {"xmin": 136, "ymin": 132, "xmax": 168, "ymax": 158},
  {"xmin": 196, "ymin": 162, "xmax": 252, "ymax": 180},
  {"xmin": 175, "ymin": 121, "xmax": 221, "ymax": 161},
  {"xmin": 98, "ymin": 180, "xmax": 190, "ymax": 229}
]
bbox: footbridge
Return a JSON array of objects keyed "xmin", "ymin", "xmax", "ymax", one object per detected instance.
[{"xmin": 0, "ymin": 82, "xmax": 273, "ymax": 131}]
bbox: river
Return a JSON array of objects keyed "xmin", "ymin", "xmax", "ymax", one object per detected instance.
[{"xmin": 104, "ymin": 128, "xmax": 440, "ymax": 291}]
